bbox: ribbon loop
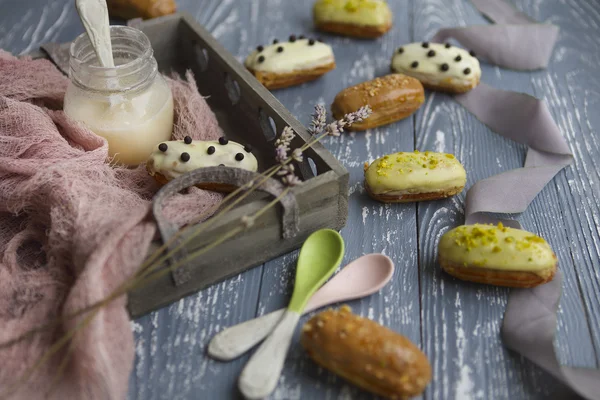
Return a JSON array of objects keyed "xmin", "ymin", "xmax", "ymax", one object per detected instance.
[{"xmin": 435, "ymin": 1, "xmax": 600, "ymax": 397}]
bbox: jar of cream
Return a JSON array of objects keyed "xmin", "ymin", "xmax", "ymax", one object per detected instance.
[{"xmin": 64, "ymin": 26, "xmax": 174, "ymax": 166}]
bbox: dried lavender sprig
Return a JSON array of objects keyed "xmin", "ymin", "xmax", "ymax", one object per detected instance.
[
  {"xmin": 275, "ymin": 126, "xmax": 295, "ymax": 164},
  {"xmin": 308, "ymin": 104, "xmax": 327, "ymax": 136},
  {"xmin": 276, "ymin": 105, "xmax": 372, "ymax": 187},
  {"xmin": 322, "ymin": 105, "xmax": 371, "ymax": 137}
]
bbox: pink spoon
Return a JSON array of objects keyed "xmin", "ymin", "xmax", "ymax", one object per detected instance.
[{"xmin": 208, "ymin": 253, "xmax": 394, "ymax": 361}]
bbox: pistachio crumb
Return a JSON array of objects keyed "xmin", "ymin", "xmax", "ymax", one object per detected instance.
[{"xmin": 340, "ymin": 305, "xmax": 352, "ymax": 313}]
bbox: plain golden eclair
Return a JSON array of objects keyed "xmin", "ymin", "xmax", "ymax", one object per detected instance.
[
  {"xmin": 106, "ymin": 0, "xmax": 176, "ymax": 19},
  {"xmin": 331, "ymin": 74, "xmax": 424, "ymax": 131},
  {"xmin": 364, "ymin": 150, "xmax": 466, "ymax": 203},
  {"xmin": 313, "ymin": 0, "xmax": 393, "ymax": 39},
  {"xmin": 301, "ymin": 306, "xmax": 431, "ymax": 399},
  {"xmin": 438, "ymin": 223, "xmax": 557, "ymax": 288}
]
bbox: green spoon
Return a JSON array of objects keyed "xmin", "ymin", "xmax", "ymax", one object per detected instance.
[{"xmin": 238, "ymin": 229, "xmax": 344, "ymax": 399}]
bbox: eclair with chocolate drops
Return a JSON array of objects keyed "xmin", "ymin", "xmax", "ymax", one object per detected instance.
[
  {"xmin": 301, "ymin": 305, "xmax": 431, "ymax": 399},
  {"xmin": 244, "ymin": 35, "xmax": 336, "ymax": 90},
  {"xmin": 332, "ymin": 74, "xmax": 424, "ymax": 131},
  {"xmin": 364, "ymin": 150, "xmax": 466, "ymax": 203},
  {"xmin": 438, "ymin": 223, "xmax": 557, "ymax": 288},
  {"xmin": 391, "ymin": 42, "xmax": 481, "ymax": 94},
  {"xmin": 313, "ymin": 0, "xmax": 393, "ymax": 39},
  {"xmin": 146, "ymin": 136, "xmax": 258, "ymax": 193}
]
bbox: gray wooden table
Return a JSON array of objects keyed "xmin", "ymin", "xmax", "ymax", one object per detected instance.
[{"xmin": 2, "ymin": 0, "xmax": 599, "ymax": 399}]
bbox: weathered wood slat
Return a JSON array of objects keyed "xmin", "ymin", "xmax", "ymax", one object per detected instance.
[
  {"xmin": 128, "ymin": 1, "xmax": 268, "ymax": 398},
  {"xmin": 246, "ymin": 0, "xmax": 422, "ymax": 398},
  {"xmin": 517, "ymin": 0, "xmax": 600, "ymax": 363},
  {"xmin": 413, "ymin": 0, "xmax": 598, "ymax": 399}
]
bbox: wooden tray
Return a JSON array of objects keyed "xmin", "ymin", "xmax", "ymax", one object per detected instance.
[{"xmin": 34, "ymin": 12, "xmax": 349, "ymax": 318}]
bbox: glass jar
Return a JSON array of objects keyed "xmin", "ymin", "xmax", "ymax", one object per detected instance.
[{"xmin": 64, "ymin": 26, "xmax": 174, "ymax": 166}]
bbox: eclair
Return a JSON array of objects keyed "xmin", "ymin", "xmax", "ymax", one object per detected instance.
[
  {"xmin": 106, "ymin": 0, "xmax": 175, "ymax": 19},
  {"xmin": 331, "ymin": 74, "xmax": 424, "ymax": 131},
  {"xmin": 438, "ymin": 223, "xmax": 557, "ymax": 288},
  {"xmin": 146, "ymin": 136, "xmax": 258, "ymax": 192},
  {"xmin": 244, "ymin": 36, "xmax": 336, "ymax": 90},
  {"xmin": 301, "ymin": 305, "xmax": 431, "ymax": 399},
  {"xmin": 391, "ymin": 42, "xmax": 481, "ymax": 93},
  {"xmin": 313, "ymin": 0, "xmax": 393, "ymax": 39},
  {"xmin": 364, "ymin": 150, "xmax": 466, "ymax": 203}
]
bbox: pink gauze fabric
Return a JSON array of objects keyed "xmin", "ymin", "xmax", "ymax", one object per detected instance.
[{"xmin": 0, "ymin": 50, "xmax": 224, "ymax": 399}]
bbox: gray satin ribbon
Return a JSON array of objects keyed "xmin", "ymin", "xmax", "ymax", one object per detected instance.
[
  {"xmin": 432, "ymin": 0, "xmax": 558, "ymax": 70},
  {"xmin": 431, "ymin": 0, "xmax": 600, "ymax": 398}
]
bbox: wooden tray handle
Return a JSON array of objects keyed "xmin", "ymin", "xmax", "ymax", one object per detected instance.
[{"xmin": 152, "ymin": 166, "xmax": 299, "ymax": 286}]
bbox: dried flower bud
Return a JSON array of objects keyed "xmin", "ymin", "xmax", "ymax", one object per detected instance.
[
  {"xmin": 241, "ymin": 215, "xmax": 255, "ymax": 228},
  {"xmin": 282, "ymin": 174, "xmax": 302, "ymax": 187},
  {"xmin": 309, "ymin": 104, "xmax": 327, "ymax": 136},
  {"xmin": 292, "ymin": 149, "xmax": 303, "ymax": 162},
  {"xmin": 275, "ymin": 145, "xmax": 288, "ymax": 163},
  {"xmin": 277, "ymin": 163, "xmax": 295, "ymax": 176}
]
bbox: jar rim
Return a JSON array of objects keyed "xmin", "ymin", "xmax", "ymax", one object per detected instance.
[
  {"xmin": 69, "ymin": 26, "xmax": 153, "ymax": 73},
  {"xmin": 68, "ymin": 26, "xmax": 157, "ymax": 93}
]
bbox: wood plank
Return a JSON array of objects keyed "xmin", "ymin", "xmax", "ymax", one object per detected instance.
[
  {"xmin": 127, "ymin": 268, "xmax": 262, "ymax": 399},
  {"xmin": 413, "ymin": 0, "xmax": 598, "ymax": 399},
  {"xmin": 249, "ymin": 0, "xmax": 422, "ymax": 398},
  {"xmin": 126, "ymin": 0, "xmax": 267, "ymax": 398},
  {"xmin": 0, "ymin": 0, "xmax": 79, "ymax": 54},
  {"xmin": 517, "ymin": 0, "xmax": 600, "ymax": 363}
]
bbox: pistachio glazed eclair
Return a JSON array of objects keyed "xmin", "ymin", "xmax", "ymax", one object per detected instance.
[
  {"xmin": 364, "ymin": 150, "xmax": 466, "ymax": 203},
  {"xmin": 438, "ymin": 223, "xmax": 557, "ymax": 288},
  {"xmin": 313, "ymin": 0, "xmax": 393, "ymax": 39}
]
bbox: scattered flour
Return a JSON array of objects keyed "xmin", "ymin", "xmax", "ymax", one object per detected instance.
[
  {"xmin": 454, "ymin": 292, "xmax": 476, "ymax": 400},
  {"xmin": 362, "ymin": 206, "xmax": 369, "ymax": 224},
  {"xmin": 435, "ymin": 130, "xmax": 446, "ymax": 152}
]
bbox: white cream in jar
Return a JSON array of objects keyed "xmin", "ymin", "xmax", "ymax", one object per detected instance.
[{"xmin": 64, "ymin": 26, "xmax": 174, "ymax": 166}]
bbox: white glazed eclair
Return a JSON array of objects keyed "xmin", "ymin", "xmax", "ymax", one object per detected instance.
[
  {"xmin": 438, "ymin": 223, "xmax": 557, "ymax": 288},
  {"xmin": 146, "ymin": 136, "xmax": 258, "ymax": 191},
  {"xmin": 391, "ymin": 42, "xmax": 481, "ymax": 93},
  {"xmin": 244, "ymin": 36, "xmax": 336, "ymax": 90},
  {"xmin": 364, "ymin": 150, "xmax": 466, "ymax": 202},
  {"xmin": 313, "ymin": 0, "xmax": 393, "ymax": 39}
]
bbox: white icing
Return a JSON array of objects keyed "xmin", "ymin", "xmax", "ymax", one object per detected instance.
[
  {"xmin": 244, "ymin": 38, "xmax": 335, "ymax": 73},
  {"xmin": 391, "ymin": 42, "xmax": 481, "ymax": 88},
  {"xmin": 147, "ymin": 139, "xmax": 258, "ymax": 180}
]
